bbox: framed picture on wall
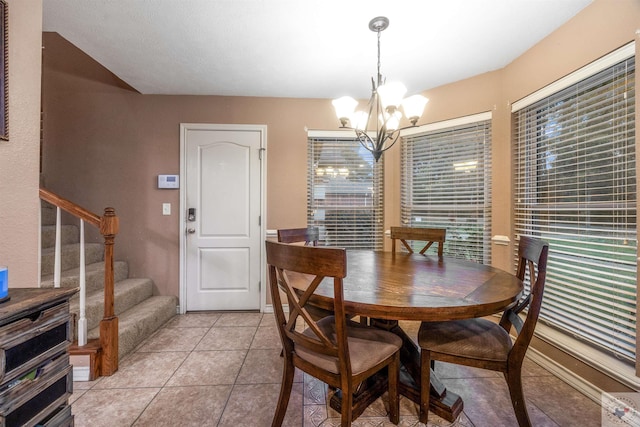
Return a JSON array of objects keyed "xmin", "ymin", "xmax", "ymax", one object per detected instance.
[{"xmin": 0, "ymin": 0, "xmax": 7, "ymax": 141}]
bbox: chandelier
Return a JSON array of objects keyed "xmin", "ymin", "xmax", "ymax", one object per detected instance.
[{"xmin": 332, "ymin": 16, "xmax": 429, "ymax": 162}]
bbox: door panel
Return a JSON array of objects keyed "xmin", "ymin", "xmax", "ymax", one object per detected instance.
[{"xmin": 200, "ymin": 143, "xmax": 250, "ymax": 236}]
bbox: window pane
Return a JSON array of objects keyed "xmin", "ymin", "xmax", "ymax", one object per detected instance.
[{"xmin": 307, "ymin": 137, "xmax": 384, "ymax": 249}]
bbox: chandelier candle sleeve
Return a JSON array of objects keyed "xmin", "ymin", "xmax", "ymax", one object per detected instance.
[{"xmin": 332, "ymin": 16, "xmax": 428, "ymax": 161}]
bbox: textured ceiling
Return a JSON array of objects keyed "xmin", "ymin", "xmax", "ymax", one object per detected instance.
[{"xmin": 42, "ymin": 0, "xmax": 593, "ymax": 99}]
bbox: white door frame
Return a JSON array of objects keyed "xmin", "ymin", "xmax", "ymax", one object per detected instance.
[{"xmin": 179, "ymin": 123, "xmax": 267, "ymax": 314}]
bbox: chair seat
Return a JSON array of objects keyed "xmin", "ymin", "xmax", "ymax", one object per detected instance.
[
  {"xmin": 418, "ymin": 318, "xmax": 512, "ymax": 362},
  {"xmin": 297, "ymin": 316, "xmax": 403, "ymax": 375}
]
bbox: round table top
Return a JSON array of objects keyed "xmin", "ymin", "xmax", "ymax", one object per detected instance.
[{"xmin": 306, "ymin": 250, "xmax": 524, "ymax": 322}]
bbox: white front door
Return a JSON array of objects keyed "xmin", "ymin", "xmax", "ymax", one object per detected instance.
[{"xmin": 181, "ymin": 124, "xmax": 265, "ymax": 312}]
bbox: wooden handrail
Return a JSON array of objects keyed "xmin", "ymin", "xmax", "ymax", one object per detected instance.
[
  {"xmin": 39, "ymin": 188, "xmax": 101, "ymax": 227},
  {"xmin": 39, "ymin": 187, "xmax": 120, "ymax": 376}
]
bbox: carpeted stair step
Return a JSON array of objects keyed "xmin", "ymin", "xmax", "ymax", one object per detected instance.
[
  {"xmin": 69, "ymin": 278, "xmax": 155, "ymax": 339},
  {"xmin": 87, "ymin": 295, "xmax": 178, "ymax": 359},
  {"xmin": 41, "ymin": 224, "xmax": 80, "ymax": 248},
  {"xmin": 40, "ymin": 260, "xmax": 129, "ymax": 292},
  {"xmin": 41, "ymin": 243, "xmax": 105, "ymax": 276}
]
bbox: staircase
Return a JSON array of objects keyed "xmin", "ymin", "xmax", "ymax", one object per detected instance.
[{"xmin": 40, "ymin": 202, "xmax": 177, "ymax": 374}]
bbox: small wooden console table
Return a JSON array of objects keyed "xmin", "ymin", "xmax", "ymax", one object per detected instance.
[{"xmin": 0, "ymin": 287, "xmax": 78, "ymax": 426}]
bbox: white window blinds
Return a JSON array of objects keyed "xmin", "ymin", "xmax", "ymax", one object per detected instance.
[
  {"xmin": 513, "ymin": 49, "xmax": 636, "ymax": 362},
  {"xmin": 400, "ymin": 117, "xmax": 492, "ymax": 263},
  {"xmin": 307, "ymin": 135, "xmax": 384, "ymax": 249}
]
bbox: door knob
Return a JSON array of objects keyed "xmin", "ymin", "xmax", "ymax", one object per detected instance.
[{"xmin": 187, "ymin": 228, "xmax": 196, "ymax": 234}]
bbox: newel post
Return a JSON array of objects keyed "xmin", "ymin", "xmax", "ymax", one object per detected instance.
[{"xmin": 99, "ymin": 207, "xmax": 119, "ymax": 375}]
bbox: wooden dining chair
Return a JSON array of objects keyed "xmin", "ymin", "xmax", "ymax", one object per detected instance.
[
  {"xmin": 277, "ymin": 226, "xmax": 319, "ymax": 246},
  {"xmin": 390, "ymin": 226, "xmax": 446, "ymax": 257},
  {"xmin": 266, "ymin": 240, "xmax": 401, "ymax": 426},
  {"xmin": 417, "ymin": 236, "xmax": 548, "ymax": 426}
]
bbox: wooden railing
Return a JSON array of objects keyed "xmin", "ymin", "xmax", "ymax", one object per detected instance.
[{"xmin": 39, "ymin": 188, "xmax": 120, "ymax": 376}]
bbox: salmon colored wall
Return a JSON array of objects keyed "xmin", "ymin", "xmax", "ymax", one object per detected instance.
[{"xmin": 0, "ymin": 0, "xmax": 42, "ymax": 288}]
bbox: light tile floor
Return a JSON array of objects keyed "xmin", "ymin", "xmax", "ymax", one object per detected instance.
[{"xmin": 70, "ymin": 312, "xmax": 603, "ymax": 426}]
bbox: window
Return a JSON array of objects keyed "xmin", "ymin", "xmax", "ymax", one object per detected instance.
[
  {"xmin": 307, "ymin": 133, "xmax": 384, "ymax": 249},
  {"xmin": 400, "ymin": 114, "xmax": 492, "ymax": 263},
  {"xmin": 513, "ymin": 44, "xmax": 636, "ymax": 362}
]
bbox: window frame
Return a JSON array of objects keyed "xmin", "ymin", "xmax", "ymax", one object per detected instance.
[
  {"xmin": 399, "ymin": 112, "xmax": 493, "ymax": 264},
  {"xmin": 512, "ymin": 42, "xmax": 637, "ymax": 372}
]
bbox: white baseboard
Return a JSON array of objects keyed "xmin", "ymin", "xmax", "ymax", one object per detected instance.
[
  {"xmin": 73, "ymin": 366, "xmax": 91, "ymax": 382},
  {"xmin": 527, "ymin": 345, "xmax": 604, "ymax": 405}
]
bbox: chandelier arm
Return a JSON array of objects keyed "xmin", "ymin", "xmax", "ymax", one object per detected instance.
[
  {"xmin": 355, "ymin": 130, "xmax": 376, "ymax": 151},
  {"xmin": 380, "ymin": 131, "xmax": 401, "ymax": 153}
]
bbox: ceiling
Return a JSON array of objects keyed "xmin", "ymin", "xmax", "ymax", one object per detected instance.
[{"xmin": 42, "ymin": 0, "xmax": 593, "ymax": 99}]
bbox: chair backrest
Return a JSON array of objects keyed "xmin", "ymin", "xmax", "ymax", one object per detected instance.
[
  {"xmin": 266, "ymin": 240, "xmax": 350, "ymax": 370},
  {"xmin": 277, "ymin": 227, "xmax": 320, "ymax": 246},
  {"xmin": 390, "ymin": 226, "xmax": 446, "ymax": 257},
  {"xmin": 499, "ymin": 236, "xmax": 549, "ymax": 360}
]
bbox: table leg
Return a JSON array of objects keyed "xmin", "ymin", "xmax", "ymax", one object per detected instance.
[{"xmin": 371, "ymin": 319, "xmax": 463, "ymax": 422}]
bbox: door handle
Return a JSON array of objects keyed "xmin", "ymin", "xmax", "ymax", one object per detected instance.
[{"xmin": 187, "ymin": 228, "xmax": 196, "ymax": 234}]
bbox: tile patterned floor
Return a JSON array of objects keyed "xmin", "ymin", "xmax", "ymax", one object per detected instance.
[{"xmin": 70, "ymin": 313, "xmax": 603, "ymax": 426}]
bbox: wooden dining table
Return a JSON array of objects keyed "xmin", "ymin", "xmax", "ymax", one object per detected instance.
[{"xmin": 295, "ymin": 250, "xmax": 524, "ymax": 422}]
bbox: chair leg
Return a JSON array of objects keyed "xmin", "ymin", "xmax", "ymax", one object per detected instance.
[
  {"xmin": 341, "ymin": 383, "xmax": 353, "ymax": 427},
  {"xmin": 420, "ymin": 349, "xmax": 432, "ymax": 424},
  {"xmin": 272, "ymin": 356, "xmax": 295, "ymax": 427},
  {"xmin": 505, "ymin": 369, "xmax": 532, "ymax": 427},
  {"xmin": 388, "ymin": 353, "xmax": 400, "ymax": 425}
]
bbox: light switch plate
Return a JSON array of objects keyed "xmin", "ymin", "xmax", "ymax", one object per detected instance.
[{"xmin": 162, "ymin": 203, "xmax": 171, "ymax": 215}]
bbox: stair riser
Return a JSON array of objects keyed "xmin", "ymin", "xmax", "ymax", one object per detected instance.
[
  {"xmin": 41, "ymin": 261, "xmax": 129, "ymax": 293},
  {"xmin": 41, "ymin": 225, "xmax": 79, "ymax": 249},
  {"xmin": 41, "ymin": 243, "xmax": 104, "ymax": 276},
  {"xmin": 41, "ymin": 206, "xmax": 57, "ymax": 226}
]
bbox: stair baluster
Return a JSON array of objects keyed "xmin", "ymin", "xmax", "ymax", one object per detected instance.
[
  {"xmin": 78, "ymin": 219, "xmax": 87, "ymax": 346},
  {"xmin": 54, "ymin": 206, "xmax": 61, "ymax": 288}
]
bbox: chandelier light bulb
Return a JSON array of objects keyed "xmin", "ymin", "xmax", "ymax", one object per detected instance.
[
  {"xmin": 383, "ymin": 110, "xmax": 402, "ymax": 131},
  {"xmin": 402, "ymin": 95, "xmax": 429, "ymax": 124},
  {"xmin": 350, "ymin": 111, "xmax": 369, "ymax": 131},
  {"xmin": 332, "ymin": 96, "xmax": 358, "ymax": 127},
  {"xmin": 377, "ymin": 82, "xmax": 407, "ymax": 110}
]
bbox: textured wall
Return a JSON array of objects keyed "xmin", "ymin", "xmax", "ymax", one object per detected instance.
[{"xmin": 0, "ymin": 0, "xmax": 43, "ymax": 288}]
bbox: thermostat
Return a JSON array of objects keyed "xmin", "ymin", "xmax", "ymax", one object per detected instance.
[{"xmin": 158, "ymin": 174, "xmax": 179, "ymax": 189}]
